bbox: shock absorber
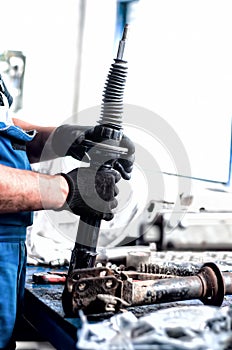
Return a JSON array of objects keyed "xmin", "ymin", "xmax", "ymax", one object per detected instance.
[
  {"xmin": 99, "ymin": 24, "xmax": 128, "ymax": 127},
  {"xmin": 62, "ymin": 25, "xmax": 130, "ymax": 316}
]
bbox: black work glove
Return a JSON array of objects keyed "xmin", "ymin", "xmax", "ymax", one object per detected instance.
[
  {"xmin": 52, "ymin": 124, "xmax": 135, "ymax": 180},
  {"xmin": 113, "ymin": 134, "xmax": 135, "ymax": 180},
  {"xmin": 51, "ymin": 124, "xmax": 94, "ymax": 161},
  {"xmin": 0, "ymin": 75, "xmax": 13, "ymax": 107},
  {"xmin": 59, "ymin": 167, "xmax": 121, "ymax": 221},
  {"xmin": 85, "ymin": 128, "xmax": 135, "ymax": 180}
]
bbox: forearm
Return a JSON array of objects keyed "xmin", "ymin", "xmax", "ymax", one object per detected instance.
[
  {"xmin": 0, "ymin": 164, "xmax": 69, "ymax": 213},
  {"xmin": 13, "ymin": 118, "xmax": 56, "ymax": 163}
]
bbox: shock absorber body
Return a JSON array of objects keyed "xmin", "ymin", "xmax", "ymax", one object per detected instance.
[{"xmin": 62, "ymin": 25, "xmax": 129, "ymax": 316}]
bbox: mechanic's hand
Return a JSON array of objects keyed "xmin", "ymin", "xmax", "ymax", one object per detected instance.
[
  {"xmin": 113, "ymin": 134, "xmax": 135, "ymax": 180},
  {"xmin": 52, "ymin": 124, "xmax": 135, "ymax": 179},
  {"xmin": 51, "ymin": 124, "xmax": 94, "ymax": 161},
  {"xmin": 59, "ymin": 167, "xmax": 121, "ymax": 221}
]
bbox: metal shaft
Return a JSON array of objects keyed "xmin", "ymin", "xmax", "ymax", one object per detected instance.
[
  {"xmin": 123, "ymin": 262, "xmax": 227, "ymax": 307},
  {"xmin": 67, "ymin": 216, "xmax": 101, "ymax": 272},
  {"xmin": 116, "ymin": 23, "xmax": 129, "ymax": 60}
]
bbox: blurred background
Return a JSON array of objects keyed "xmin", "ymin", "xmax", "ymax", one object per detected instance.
[
  {"xmin": 1, "ymin": 0, "xmax": 232, "ymax": 252},
  {"xmin": 0, "ymin": 0, "xmax": 231, "ymax": 185}
]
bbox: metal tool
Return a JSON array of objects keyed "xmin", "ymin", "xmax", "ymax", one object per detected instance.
[
  {"xmin": 62, "ymin": 25, "xmax": 130, "ymax": 316},
  {"xmin": 33, "ymin": 271, "xmax": 67, "ymax": 284}
]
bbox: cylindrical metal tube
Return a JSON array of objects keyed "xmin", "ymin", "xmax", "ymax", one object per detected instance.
[
  {"xmin": 147, "ymin": 275, "xmax": 204, "ymax": 304},
  {"xmin": 127, "ymin": 275, "xmax": 204, "ymax": 305},
  {"xmin": 123, "ymin": 262, "xmax": 225, "ymax": 307},
  {"xmin": 68, "ymin": 216, "xmax": 101, "ymax": 272}
]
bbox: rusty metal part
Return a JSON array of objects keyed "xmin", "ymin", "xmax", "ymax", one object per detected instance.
[
  {"xmin": 122, "ymin": 262, "xmax": 226, "ymax": 307},
  {"xmin": 64, "ymin": 267, "xmax": 123, "ymax": 315},
  {"xmin": 62, "ymin": 262, "xmax": 232, "ymax": 315},
  {"xmin": 96, "ymin": 294, "xmax": 130, "ymax": 312},
  {"xmin": 63, "ymin": 268, "xmax": 173, "ymax": 315},
  {"xmin": 140, "ymin": 261, "xmax": 202, "ymax": 276}
]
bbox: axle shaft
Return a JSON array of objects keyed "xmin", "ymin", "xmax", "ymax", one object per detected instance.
[{"xmin": 123, "ymin": 262, "xmax": 228, "ymax": 307}]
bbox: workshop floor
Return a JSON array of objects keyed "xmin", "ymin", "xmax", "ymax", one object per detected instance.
[{"xmin": 16, "ymin": 342, "xmax": 55, "ymax": 349}]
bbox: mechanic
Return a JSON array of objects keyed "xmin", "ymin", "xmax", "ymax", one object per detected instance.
[{"xmin": 0, "ymin": 75, "xmax": 135, "ymax": 349}]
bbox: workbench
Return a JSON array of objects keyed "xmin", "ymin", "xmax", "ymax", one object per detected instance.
[
  {"xmin": 23, "ymin": 263, "xmax": 232, "ymax": 350},
  {"xmin": 23, "ymin": 266, "xmax": 78, "ymax": 349}
]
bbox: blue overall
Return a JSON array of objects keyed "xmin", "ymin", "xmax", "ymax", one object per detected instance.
[{"xmin": 0, "ymin": 122, "xmax": 35, "ymax": 348}]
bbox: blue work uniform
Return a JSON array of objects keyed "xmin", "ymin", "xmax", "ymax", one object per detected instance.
[{"xmin": 0, "ymin": 76, "xmax": 36, "ymax": 349}]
